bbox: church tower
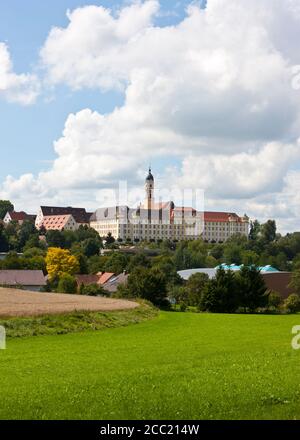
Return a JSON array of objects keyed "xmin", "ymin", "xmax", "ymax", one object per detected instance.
[{"xmin": 144, "ymin": 167, "xmax": 154, "ymax": 210}]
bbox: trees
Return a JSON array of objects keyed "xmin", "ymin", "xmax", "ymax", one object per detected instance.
[
  {"xmin": 0, "ymin": 251, "xmax": 46, "ymax": 271},
  {"xmin": 151, "ymin": 256, "xmax": 182, "ymax": 290},
  {"xmin": 260, "ymin": 220, "xmax": 277, "ymax": 243},
  {"xmin": 104, "ymin": 252, "xmax": 129, "ymax": 274},
  {"xmin": 174, "ymin": 243, "xmax": 193, "ymax": 270},
  {"xmin": 46, "ymin": 230, "xmax": 66, "ymax": 248},
  {"xmin": 79, "ymin": 283, "xmax": 107, "ymax": 297},
  {"xmin": 127, "ymin": 252, "xmax": 151, "ymax": 272},
  {"xmin": 223, "ymin": 243, "xmax": 242, "ymax": 265},
  {"xmin": 249, "ymin": 220, "xmax": 261, "ymax": 241},
  {"xmin": 185, "ymin": 273, "xmax": 209, "ymax": 307},
  {"xmin": 200, "ymin": 269, "xmax": 239, "ymax": 313},
  {"xmin": 0, "ymin": 224, "xmax": 9, "ymax": 252},
  {"xmin": 0, "ymin": 252, "xmax": 22, "ymax": 269},
  {"xmin": 75, "ymin": 225, "xmax": 102, "ymax": 243},
  {"xmin": 125, "ymin": 266, "xmax": 169, "ymax": 307},
  {"xmin": 168, "ymin": 272, "xmax": 209, "ymax": 309},
  {"xmin": 241, "ymin": 250, "xmax": 259, "ymax": 266},
  {"xmin": 81, "ymin": 238, "xmax": 101, "ymax": 257},
  {"xmin": 105, "ymin": 232, "xmax": 115, "ymax": 245},
  {"xmin": 18, "ymin": 221, "xmax": 38, "ymax": 250},
  {"xmin": 237, "ymin": 266, "xmax": 268, "ymax": 312},
  {"xmin": 289, "ymin": 269, "xmax": 300, "ymax": 295},
  {"xmin": 57, "ymin": 274, "xmax": 78, "ymax": 294},
  {"xmin": 199, "ymin": 266, "xmax": 267, "ymax": 313},
  {"xmin": 0, "ymin": 200, "xmax": 14, "ymax": 220},
  {"xmin": 87, "ymin": 255, "xmax": 108, "ymax": 274},
  {"xmin": 45, "ymin": 248, "xmax": 80, "ymax": 281}
]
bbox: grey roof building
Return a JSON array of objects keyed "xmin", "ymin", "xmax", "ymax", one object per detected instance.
[{"xmin": 0, "ymin": 270, "xmax": 46, "ymax": 291}]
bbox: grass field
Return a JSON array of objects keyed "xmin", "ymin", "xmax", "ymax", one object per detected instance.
[
  {"xmin": 0, "ymin": 303, "xmax": 156, "ymax": 338},
  {"xmin": 1, "ymin": 311, "xmax": 300, "ymax": 420}
]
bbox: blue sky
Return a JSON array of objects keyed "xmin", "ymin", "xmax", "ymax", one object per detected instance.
[
  {"xmin": 0, "ymin": 0, "xmax": 299, "ymax": 232},
  {"xmin": 0, "ymin": 0, "xmax": 193, "ymax": 180}
]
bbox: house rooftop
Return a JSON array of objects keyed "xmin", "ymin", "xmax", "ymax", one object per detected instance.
[
  {"xmin": 42, "ymin": 214, "xmax": 74, "ymax": 231},
  {"xmin": 40, "ymin": 206, "xmax": 91, "ymax": 224},
  {"xmin": 0, "ymin": 270, "xmax": 46, "ymax": 286}
]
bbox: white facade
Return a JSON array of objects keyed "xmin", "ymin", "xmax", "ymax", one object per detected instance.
[
  {"xmin": 90, "ymin": 171, "xmax": 249, "ymax": 243},
  {"xmin": 3, "ymin": 212, "xmax": 12, "ymax": 224}
]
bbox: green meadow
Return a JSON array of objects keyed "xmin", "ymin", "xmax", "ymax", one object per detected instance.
[{"xmin": 1, "ymin": 311, "xmax": 300, "ymax": 420}]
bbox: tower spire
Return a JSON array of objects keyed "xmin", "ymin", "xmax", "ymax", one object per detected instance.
[{"xmin": 145, "ymin": 167, "xmax": 154, "ymax": 209}]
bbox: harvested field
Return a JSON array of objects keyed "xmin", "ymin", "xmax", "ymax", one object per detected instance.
[{"xmin": 0, "ymin": 287, "xmax": 138, "ymax": 317}]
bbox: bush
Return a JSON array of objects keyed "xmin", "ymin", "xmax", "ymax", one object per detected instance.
[
  {"xmin": 267, "ymin": 290, "xmax": 282, "ymax": 309},
  {"xmin": 179, "ymin": 302, "xmax": 187, "ymax": 312},
  {"xmin": 283, "ymin": 294, "xmax": 300, "ymax": 313},
  {"xmin": 113, "ymin": 283, "xmax": 131, "ymax": 299},
  {"xmin": 57, "ymin": 273, "xmax": 77, "ymax": 294},
  {"xmin": 79, "ymin": 283, "xmax": 108, "ymax": 297},
  {"xmin": 0, "ymin": 283, "xmax": 24, "ymax": 290},
  {"xmin": 185, "ymin": 273, "xmax": 209, "ymax": 307}
]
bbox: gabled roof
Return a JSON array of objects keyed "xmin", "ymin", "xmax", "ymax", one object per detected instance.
[
  {"xmin": 7, "ymin": 211, "xmax": 36, "ymax": 222},
  {"xmin": 75, "ymin": 274, "xmax": 100, "ymax": 286},
  {"xmin": 99, "ymin": 272, "xmax": 115, "ymax": 285},
  {"xmin": 104, "ymin": 273, "xmax": 129, "ymax": 293},
  {"xmin": 75, "ymin": 272, "xmax": 116, "ymax": 287},
  {"xmin": 0, "ymin": 270, "xmax": 46, "ymax": 286},
  {"xmin": 42, "ymin": 214, "xmax": 74, "ymax": 231},
  {"xmin": 40, "ymin": 206, "xmax": 90, "ymax": 223}
]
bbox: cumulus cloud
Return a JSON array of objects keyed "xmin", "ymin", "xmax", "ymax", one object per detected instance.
[
  {"xmin": 176, "ymin": 141, "xmax": 300, "ymax": 199},
  {"xmin": 0, "ymin": 43, "xmax": 40, "ymax": 105},
  {"xmin": 2, "ymin": 0, "xmax": 300, "ymax": 232},
  {"xmin": 41, "ymin": 1, "xmax": 160, "ymax": 91}
]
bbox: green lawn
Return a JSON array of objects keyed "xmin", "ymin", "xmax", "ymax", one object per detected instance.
[{"xmin": 1, "ymin": 311, "xmax": 300, "ymax": 420}]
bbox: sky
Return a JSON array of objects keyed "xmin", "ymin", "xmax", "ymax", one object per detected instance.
[{"xmin": 0, "ymin": 0, "xmax": 300, "ymax": 233}]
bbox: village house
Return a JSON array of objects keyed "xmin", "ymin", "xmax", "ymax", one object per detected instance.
[
  {"xmin": 41, "ymin": 214, "xmax": 78, "ymax": 231},
  {"xmin": 3, "ymin": 211, "xmax": 36, "ymax": 226},
  {"xmin": 35, "ymin": 206, "xmax": 92, "ymax": 230},
  {"xmin": 75, "ymin": 272, "xmax": 128, "ymax": 294},
  {"xmin": 0, "ymin": 270, "xmax": 46, "ymax": 291}
]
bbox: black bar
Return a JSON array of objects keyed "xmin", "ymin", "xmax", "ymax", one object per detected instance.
[{"xmin": 0, "ymin": 420, "xmax": 299, "ymax": 438}]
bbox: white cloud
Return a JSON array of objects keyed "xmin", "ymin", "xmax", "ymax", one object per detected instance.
[
  {"xmin": 41, "ymin": 1, "xmax": 160, "ymax": 91},
  {"xmin": 176, "ymin": 141, "xmax": 300, "ymax": 199},
  {"xmin": 2, "ymin": 0, "xmax": 300, "ymax": 232},
  {"xmin": 0, "ymin": 43, "xmax": 40, "ymax": 105}
]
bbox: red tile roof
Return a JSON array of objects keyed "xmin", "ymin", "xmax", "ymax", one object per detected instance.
[
  {"xmin": 8, "ymin": 211, "xmax": 36, "ymax": 222},
  {"xmin": 75, "ymin": 272, "xmax": 116, "ymax": 287},
  {"xmin": 204, "ymin": 212, "xmax": 241, "ymax": 223},
  {"xmin": 42, "ymin": 215, "xmax": 74, "ymax": 231},
  {"xmin": 99, "ymin": 273, "xmax": 115, "ymax": 285}
]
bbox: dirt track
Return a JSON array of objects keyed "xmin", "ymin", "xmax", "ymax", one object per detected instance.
[{"xmin": 0, "ymin": 287, "xmax": 138, "ymax": 317}]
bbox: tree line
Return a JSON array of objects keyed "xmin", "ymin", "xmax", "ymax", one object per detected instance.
[{"xmin": 1, "ymin": 202, "xmax": 300, "ymax": 313}]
